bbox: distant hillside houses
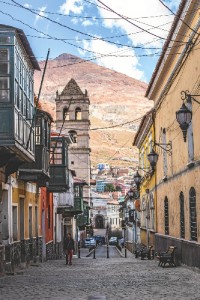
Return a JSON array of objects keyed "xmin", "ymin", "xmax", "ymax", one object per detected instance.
[{"xmin": 97, "ymin": 163, "xmax": 110, "ymax": 171}]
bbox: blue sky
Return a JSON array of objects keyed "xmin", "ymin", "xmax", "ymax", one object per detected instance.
[{"xmin": 0, "ymin": 0, "xmax": 181, "ymax": 82}]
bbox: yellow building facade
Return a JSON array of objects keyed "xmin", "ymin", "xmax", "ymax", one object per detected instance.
[
  {"xmin": 145, "ymin": 0, "xmax": 200, "ymax": 267},
  {"xmin": 133, "ymin": 110, "xmax": 157, "ymax": 248}
]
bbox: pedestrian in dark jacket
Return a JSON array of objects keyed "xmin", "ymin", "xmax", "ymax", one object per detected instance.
[{"xmin": 64, "ymin": 233, "xmax": 75, "ymax": 265}]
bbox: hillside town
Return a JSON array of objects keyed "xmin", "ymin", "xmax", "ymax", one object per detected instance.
[{"xmin": 0, "ymin": 0, "xmax": 200, "ymax": 299}]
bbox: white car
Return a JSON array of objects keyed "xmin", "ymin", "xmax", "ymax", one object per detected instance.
[
  {"xmin": 109, "ymin": 237, "xmax": 118, "ymax": 246},
  {"xmin": 84, "ymin": 238, "xmax": 96, "ymax": 248}
]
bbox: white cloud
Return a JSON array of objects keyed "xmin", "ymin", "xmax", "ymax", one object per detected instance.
[
  {"xmin": 94, "ymin": 0, "xmax": 181, "ymax": 47},
  {"xmin": 34, "ymin": 6, "xmax": 47, "ymax": 26},
  {"xmin": 59, "ymin": 0, "xmax": 84, "ymax": 15},
  {"xmin": 24, "ymin": 3, "xmax": 32, "ymax": 8},
  {"xmin": 79, "ymin": 38, "xmax": 145, "ymax": 81},
  {"xmin": 82, "ymin": 20, "xmax": 93, "ymax": 26}
]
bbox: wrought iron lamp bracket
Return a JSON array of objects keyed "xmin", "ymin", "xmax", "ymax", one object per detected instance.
[
  {"xmin": 152, "ymin": 141, "xmax": 172, "ymax": 155},
  {"xmin": 181, "ymin": 90, "xmax": 200, "ymax": 105}
]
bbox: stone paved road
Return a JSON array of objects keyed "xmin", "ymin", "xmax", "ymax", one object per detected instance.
[
  {"xmin": 0, "ymin": 251, "xmax": 200, "ymax": 300},
  {"xmin": 88, "ymin": 245, "xmax": 120, "ymax": 258}
]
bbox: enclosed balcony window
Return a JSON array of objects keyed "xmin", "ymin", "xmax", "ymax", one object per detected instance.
[
  {"xmin": 50, "ymin": 140, "xmax": 64, "ymax": 165},
  {"xmin": 0, "ymin": 36, "xmax": 11, "ymax": 44},
  {"xmin": 0, "ymin": 48, "xmax": 10, "ymax": 75},
  {"xmin": 35, "ymin": 119, "xmax": 41, "ymax": 145},
  {"xmin": 74, "ymin": 185, "xmax": 79, "ymax": 197},
  {"xmin": 48, "ymin": 136, "xmax": 69, "ymax": 192},
  {"xmin": 0, "ymin": 25, "xmax": 40, "ymax": 170},
  {"xmin": 0, "ymin": 76, "xmax": 10, "ymax": 102}
]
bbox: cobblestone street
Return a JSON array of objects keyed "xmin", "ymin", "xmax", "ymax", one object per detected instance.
[{"xmin": 0, "ymin": 249, "xmax": 200, "ymax": 300}]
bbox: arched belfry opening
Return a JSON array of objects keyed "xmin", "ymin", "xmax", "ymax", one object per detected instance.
[
  {"xmin": 75, "ymin": 107, "xmax": 81, "ymax": 120},
  {"xmin": 63, "ymin": 107, "xmax": 69, "ymax": 120}
]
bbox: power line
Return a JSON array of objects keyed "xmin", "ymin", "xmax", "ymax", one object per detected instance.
[
  {"xmin": 10, "ymin": 0, "xmax": 190, "ymax": 46},
  {"xmin": 0, "ymin": 0, "xmax": 175, "ymax": 20},
  {"xmin": 96, "ymin": 0, "xmax": 186, "ymax": 43},
  {"xmin": 158, "ymin": 0, "xmax": 199, "ymax": 35}
]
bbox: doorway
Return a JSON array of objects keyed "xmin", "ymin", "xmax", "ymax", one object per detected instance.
[{"xmin": 95, "ymin": 215, "xmax": 104, "ymax": 229}]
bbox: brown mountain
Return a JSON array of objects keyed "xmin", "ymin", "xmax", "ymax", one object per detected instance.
[{"xmin": 34, "ymin": 53, "xmax": 153, "ymax": 168}]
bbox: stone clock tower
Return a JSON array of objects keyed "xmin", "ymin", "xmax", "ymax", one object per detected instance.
[{"xmin": 55, "ymin": 78, "xmax": 91, "ymax": 204}]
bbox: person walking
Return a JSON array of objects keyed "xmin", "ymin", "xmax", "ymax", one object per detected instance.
[{"xmin": 64, "ymin": 233, "xmax": 75, "ymax": 265}]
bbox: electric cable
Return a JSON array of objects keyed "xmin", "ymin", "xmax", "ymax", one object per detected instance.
[
  {"xmin": 0, "ymin": 0, "xmax": 175, "ymax": 21},
  {"xmin": 96, "ymin": 0, "xmax": 186, "ymax": 43},
  {"xmin": 10, "ymin": 0, "xmax": 191, "ymax": 45},
  {"xmin": 158, "ymin": 0, "xmax": 199, "ymax": 35}
]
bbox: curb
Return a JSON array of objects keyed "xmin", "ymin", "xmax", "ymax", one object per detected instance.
[
  {"xmin": 86, "ymin": 245, "xmax": 99, "ymax": 257},
  {"xmin": 115, "ymin": 246, "xmax": 125, "ymax": 258}
]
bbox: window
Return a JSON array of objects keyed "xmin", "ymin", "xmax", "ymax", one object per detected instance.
[
  {"xmin": 0, "ymin": 36, "xmax": 11, "ymax": 44},
  {"xmin": 35, "ymin": 118, "xmax": 41, "ymax": 145},
  {"xmin": 63, "ymin": 107, "xmax": 69, "ymax": 120},
  {"xmin": 162, "ymin": 128, "xmax": 168, "ymax": 177},
  {"xmin": 75, "ymin": 107, "xmax": 81, "ymax": 120},
  {"xmin": 12, "ymin": 206, "xmax": 18, "ymax": 241},
  {"xmin": 0, "ymin": 76, "xmax": 10, "ymax": 102},
  {"xmin": 180, "ymin": 192, "xmax": 185, "ymax": 239},
  {"xmin": 164, "ymin": 197, "xmax": 169, "ymax": 235},
  {"xmin": 189, "ymin": 187, "xmax": 197, "ymax": 241},
  {"xmin": 35, "ymin": 207, "xmax": 38, "ymax": 237},
  {"xmin": 50, "ymin": 140, "xmax": 63, "ymax": 164},
  {"xmin": 0, "ymin": 48, "xmax": 10, "ymax": 102},
  {"xmin": 74, "ymin": 185, "xmax": 79, "ymax": 197},
  {"xmin": 29, "ymin": 206, "xmax": 32, "ymax": 238},
  {"xmin": 69, "ymin": 130, "xmax": 77, "ymax": 143}
]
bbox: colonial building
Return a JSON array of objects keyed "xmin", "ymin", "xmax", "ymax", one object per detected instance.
[
  {"xmin": 0, "ymin": 24, "xmax": 52, "ymax": 274},
  {"xmin": 133, "ymin": 109, "xmax": 156, "ymax": 248},
  {"xmin": 145, "ymin": 0, "xmax": 200, "ymax": 267}
]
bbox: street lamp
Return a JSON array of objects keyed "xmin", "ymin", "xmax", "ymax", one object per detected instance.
[
  {"xmin": 133, "ymin": 170, "xmax": 142, "ymax": 189},
  {"xmin": 176, "ymin": 91, "xmax": 200, "ymax": 142},
  {"xmin": 147, "ymin": 141, "xmax": 172, "ymax": 169}
]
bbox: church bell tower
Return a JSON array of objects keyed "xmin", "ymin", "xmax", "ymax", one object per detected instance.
[{"xmin": 55, "ymin": 78, "xmax": 91, "ymax": 204}]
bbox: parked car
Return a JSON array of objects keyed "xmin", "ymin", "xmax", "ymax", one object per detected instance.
[
  {"xmin": 109, "ymin": 237, "xmax": 118, "ymax": 246},
  {"xmin": 84, "ymin": 238, "xmax": 96, "ymax": 249},
  {"xmin": 93, "ymin": 235, "xmax": 105, "ymax": 245}
]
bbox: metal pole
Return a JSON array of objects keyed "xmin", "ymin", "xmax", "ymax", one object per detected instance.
[
  {"xmin": 135, "ymin": 211, "xmax": 137, "ymax": 253},
  {"xmin": 124, "ymin": 228, "xmax": 127, "ymax": 258},
  {"xmin": 93, "ymin": 247, "xmax": 96, "ymax": 259},
  {"xmin": 78, "ymin": 243, "xmax": 80, "ymax": 259},
  {"xmin": 107, "ymin": 244, "xmax": 109, "ymax": 258},
  {"xmin": 26, "ymin": 48, "xmax": 50, "ymax": 150}
]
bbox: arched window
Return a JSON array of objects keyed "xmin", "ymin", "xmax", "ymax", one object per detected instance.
[
  {"xmin": 63, "ymin": 107, "xmax": 69, "ymax": 120},
  {"xmin": 69, "ymin": 130, "xmax": 77, "ymax": 143},
  {"xmin": 75, "ymin": 107, "xmax": 81, "ymax": 120},
  {"xmin": 164, "ymin": 197, "xmax": 169, "ymax": 235},
  {"xmin": 189, "ymin": 187, "xmax": 197, "ymax": 241},
  {"xmin": 180, "ymin": 192, "xmax": 185, "ymax": 238}
]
